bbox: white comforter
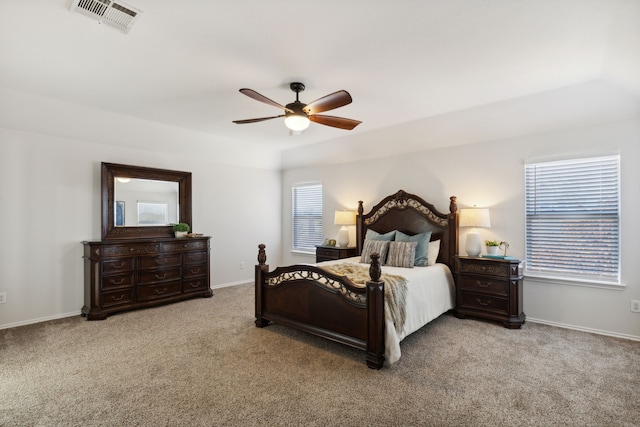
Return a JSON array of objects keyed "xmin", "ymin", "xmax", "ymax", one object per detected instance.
[{"xmin": 318, "ymin": 257, "xmax": 455, "ymax": 365}]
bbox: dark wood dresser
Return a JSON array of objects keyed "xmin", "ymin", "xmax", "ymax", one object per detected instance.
[
  {"xmin": 315, "ymin": 246, "xmax": 358, "ymax": 263},
  {"xmin": 454, "ymin": 256, "xmax": 525, "ymax": 329},
  {"xmin": 82, "ymin": 236, "xmax": 212, "ymax": 320}
]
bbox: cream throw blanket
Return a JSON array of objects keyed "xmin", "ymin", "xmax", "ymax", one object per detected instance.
[{"xmin": 320, "ymin": 263, "xmax": 408, "ymax": 334}]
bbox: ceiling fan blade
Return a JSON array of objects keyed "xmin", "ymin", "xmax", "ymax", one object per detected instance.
[
  {"xmin": 309, "ymin": 114, "xmax": 362, "ymax": 130},
  {"xmin": 233, "ymin": 115, "xmax": 284, "ymax": 124},
  {"xmin": 239, "ymin": 89, "xmax": 293, "ymax": 113},
  {"xmin": 303, "ymin": 90, "xmax": 353, "ymax": 115}
]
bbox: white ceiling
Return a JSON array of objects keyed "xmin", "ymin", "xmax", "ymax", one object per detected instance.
[{"xmin": 1, "ymin": 0, "xmax": 639, "ymax": 163}]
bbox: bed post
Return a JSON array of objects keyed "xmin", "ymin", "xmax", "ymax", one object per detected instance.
[
  {"xmin": 448, "ymin": 196, "xmax": 459, "ymax": 262},
  {"xmin": 255, "ymin": 244, "xmax": 269, "ymax": 328},
  {"xmin": 366, "ymin": 252, "xmax": 385, "ymax": 369},
  {"xmin": 356, "ymin": 200, "xmax": 364, "ymax": 255}
]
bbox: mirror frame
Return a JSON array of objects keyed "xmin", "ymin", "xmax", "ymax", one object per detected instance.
[{"xmin": 101, "ymin": 162, "xmax": 192, "ymax": 240}]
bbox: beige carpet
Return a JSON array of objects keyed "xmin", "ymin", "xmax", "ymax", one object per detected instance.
[{"xmin": 1, "ymin": 283, "xmax": 639, "ymax": 427}]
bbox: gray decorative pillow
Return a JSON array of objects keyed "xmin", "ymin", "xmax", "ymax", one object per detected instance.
[
  {"xmin": 360, "ymin": 239, "xmax": 390, "ymax": 264},
  {"xmin": 395, "ymin": 231, "xmax": 432, "ymax": 266},
  {"xmin": 386, "ymin": 241, "xmax": 417, "ymax": 268},
  {"xmin": 365, "ymin": 229, "xmax": 397, "ymax": 241}
]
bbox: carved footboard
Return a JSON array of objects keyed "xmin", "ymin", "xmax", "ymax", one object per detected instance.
[{"xmin": 255, "ymin": 244, "xmax": 386, "ymax": 369}]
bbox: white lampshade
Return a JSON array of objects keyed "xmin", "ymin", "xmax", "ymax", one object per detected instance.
[
  {"xmin": 459, "ymin": 208, "xmax": 491, "ymax": 228},
  {"xmin": 334, "ymin": 210, "xmax": 356, "ymax": 226},
  {"xmin": 334, "ymin": 210, "xmax": 355, "ymax": 247},
  {"xmin": 459, "ymin": 208, "xmax": 491, "ymax": 257},
  {"xmin": 284, "ymin": 114, "xmax": 310, "ymax": 131}
]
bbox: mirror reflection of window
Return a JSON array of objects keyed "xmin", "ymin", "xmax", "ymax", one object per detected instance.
[
  {"xmin": 115, "ymin": 201, "xmax": 125, "ymax": 226},
  {"xmin": 137, "ymin": 201, "xmax": 169, "ymax": 225},
  {"xmin": 114, "ymin": 178, "xmax": 179, "ymax": 226}
]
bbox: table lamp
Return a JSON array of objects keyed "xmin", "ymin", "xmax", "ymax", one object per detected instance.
[
  {"xmin": 334, "ymin": 210, "xmax": 356, "ymax": 247},
  {"xmin": 459, "ymin": 207, "xmax": 491, "ymax": 257}
]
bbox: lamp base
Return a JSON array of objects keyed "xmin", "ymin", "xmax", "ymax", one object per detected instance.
[
  {"xmin": 337, "ymin": 226, "xmax": 349, "ymax": 247},
  {"xmin": 465, "ymin": 230, "xmax": 482, "ymax": 257}
]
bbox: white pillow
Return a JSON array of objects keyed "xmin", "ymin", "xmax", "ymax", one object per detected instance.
[{"xmin": 427, "ymin": 240, "xmax": 440, "ymax": 266}]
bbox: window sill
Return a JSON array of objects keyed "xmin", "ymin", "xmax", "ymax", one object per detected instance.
[
  {"xmin": 524, "ymin": 273, "xmax": 625, "ymax": 290},
  {"xmin": 290, "ymin": 250, "xmax": 315, "ymax": 256}
]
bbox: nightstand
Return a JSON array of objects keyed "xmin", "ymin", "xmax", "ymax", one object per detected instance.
[
  {"xmin": 454, "ymin": 256, "xmax": 525, "ymax": 329},
  {"xmin": 315, "ymin": 246, "xmax": 357, "ymax": 263}
]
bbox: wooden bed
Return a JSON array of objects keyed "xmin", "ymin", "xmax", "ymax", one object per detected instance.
[{"xmin": 255, "ymin": 190, "xmax": 459, "ymax": 369}]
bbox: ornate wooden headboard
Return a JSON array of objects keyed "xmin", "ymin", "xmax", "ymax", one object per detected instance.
[{"xmin": 356, "ymin": 190, "xmax": 459, "ymax": 270}]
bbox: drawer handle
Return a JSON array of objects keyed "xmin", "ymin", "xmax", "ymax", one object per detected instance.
[
  {"xmin": 155, "ymin": 273, "xmax": 167, "ymax": 279},
  {"xmin": 111, "ymin": 294, "xmax": 125, "ymax": 301},
  {"xmin": 110, "ymin": 278, "xmax": 125, "ymax": 285},
  {"xmin": 476, "ymin": 298, "xmax": 492, "ymax": 306},
  {"xmin": 111, "ymin": 262, "xmax": 124, "ymax": 269},
  {"xmin": 189, "ymin": 282, "xmax": 200, "ymax": 288},
  {"xmin": 155, "ymin": 259, "xmax": 167, "ymax": 265},
  {"xmin": 476, "ymin": 280, "xmax": 490, "ymax": 288},
  {"xmin": 130, "ymin": 248, "xmax": 135, "ymax": 252},
  {"xmin": 190, "ymin": 268, "xmax": 200, "ymax": 274},
  {"xmin": 155, "ymin": 287, "xmax": 167, "ymax": 295}
]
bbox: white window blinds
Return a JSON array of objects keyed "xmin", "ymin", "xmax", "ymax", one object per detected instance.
[
  {"xmin": 524, "ymin": 155, "xmax": 620, "ymax": 284},
  {"xmin": 292, "ymin": 183, "xmax": 323, "ymax": 252}
]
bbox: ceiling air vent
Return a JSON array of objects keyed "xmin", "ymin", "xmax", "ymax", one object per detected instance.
[{"xmin": 70, "ymin": 0, "xmax": 141, "ymax": 34}]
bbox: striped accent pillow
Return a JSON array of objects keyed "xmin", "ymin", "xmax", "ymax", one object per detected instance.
[
  {"xmin": 386, "ymin": 241, "xmax": 417, "ymax": 268},
  {"xmin": 360, "ymin": 239, "xmax": 390, "ymax": 264}
]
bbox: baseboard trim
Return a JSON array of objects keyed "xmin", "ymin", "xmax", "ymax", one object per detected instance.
[
  {"xmin": 212, "ymin": 280, "xmax": 252, "ymax": 289},
  {"xmin": 0, "ymin": 311, "xmax": 81, "ymax": 330},
  {"xmin": 527, "ymin": 317, "xmax": 640, "ymax": 342}
]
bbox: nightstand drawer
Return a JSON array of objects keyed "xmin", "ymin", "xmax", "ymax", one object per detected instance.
[
  {"xmin": 459, "ymin": 260, "xmax": 510, "ymax": 277},
  {"xmin": 315, "ymin": 246, "xmax": 357, "ymax": 263},
  {"xmin": 317, "ymin": 248, "xmax": 340, "ymax": 260},
  {"xmin": 460, "ymin": 276, "xmax": 508, "ymax": 296},
  {"xmin": 459, "ymin": 292, "xmax": 508, "ymax": 316}
]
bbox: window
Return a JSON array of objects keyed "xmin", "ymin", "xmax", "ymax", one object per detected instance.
[
  {"xmin": 524, "ymin": 155, "xmax": 620, "ymax": 285},
  {"xmin": 292, "ymin": 183, "xmax": 323, "ymax": 252}
]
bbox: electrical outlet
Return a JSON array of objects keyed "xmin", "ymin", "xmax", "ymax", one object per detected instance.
[
  {"xmin": 240, "ymin": 262, "xmax": 244, "ymax": 270},
  {"xmin": 631, "ymin": 300, "xmax": 640, "ymax": 313},
  {"xmin": 0, "ymin": 293, "xmax": 6, "ymax": 304}
]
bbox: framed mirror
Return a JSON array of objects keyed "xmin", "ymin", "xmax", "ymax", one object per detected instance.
[{"xmin": 101, "ymin": 162, "xmax": 192, "ymax": 240}]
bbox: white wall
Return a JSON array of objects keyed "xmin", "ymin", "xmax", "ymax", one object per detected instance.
[
  {"xmin": 0, "ymin": 127, "xmax": 281, "ymax": 329},
  {"xmin": 281, "ymin": 118, "xmax": 640, "ymax": 340}
]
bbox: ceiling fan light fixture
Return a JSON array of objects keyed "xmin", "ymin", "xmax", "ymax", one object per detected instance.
[{"xmin": 284, "ymin": 114, "xmax": 310, "ymax": 131}]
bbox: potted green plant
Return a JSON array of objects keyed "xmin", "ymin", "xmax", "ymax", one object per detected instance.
[
  {"xmin": 172, "ymin": 222, "xmax": 190, "ymax": 238},
  {"xmin": 484, "ymin": 239, "xmax": 500, "ymax": 255}
]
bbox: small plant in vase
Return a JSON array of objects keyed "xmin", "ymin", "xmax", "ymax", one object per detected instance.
[
  {"xmin": 484, "ymin": 240, "xmax": 500, "ymax": 255},
  {"xmin": 173, "ymin": 222, "xmax": 190, "ymax": 237}
]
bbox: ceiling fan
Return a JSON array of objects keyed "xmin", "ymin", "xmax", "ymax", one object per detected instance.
[{"xmin": 233, "ymin": 82, "xmax": 362, "ymax": 132}]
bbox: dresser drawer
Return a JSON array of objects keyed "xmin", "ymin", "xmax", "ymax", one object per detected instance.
[
  {"xmin": 460, "ymin": 276, "xmax": 508, "ymax": 296},
  {"xmin": 101, "ymin": 289, "xmax": 134, "ymax": 308},
  {"xmin": 138, "ymin": 268, "xmax": 181, "ymax": 285},
  {"xmin": 101, "ymin": 243, "xmax": 160, "ymax": 257},
  {"xmin": 162, "ymin": 240, "xmax": 208, "ymax": 253},
  {"xmin": 136, "ymin": 281, "xmax": 182, "ymax": 302},
  {"xmin": 101, "ymin": 273, "xmax": 134, "ymax": 290},
  {"xmin": 183, "ymin": 278, "xmax": 208, "ymax": 293},
  {"xmin": 183, "ymin": 264, "xmax": 207, "ymax": 278},
  {"xmin": 102, "ymin": 258, "xmax": 135, "ymax": 275},
  {"xmin": 184, "ymin": 251, "xmax": 208, "ymax": 265},
  {"xmin": 459, "ymin": 292, "xmax": 508, "ymax": 316},
  {"xmin": 138, "ymin": 254, "xmax": 181, "ymax": 270}
]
